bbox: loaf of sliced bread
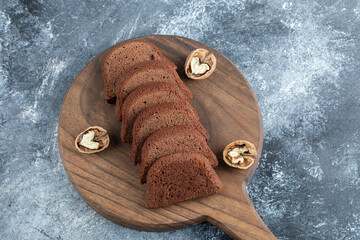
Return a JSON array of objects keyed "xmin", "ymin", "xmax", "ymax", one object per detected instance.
[
  {"xmin": 131, "ymin": 102, "xmax": 209, "ymax": 165},
  {"xmin": 145, "ymin": 152, "xmax": 223, "ymax": 208},
  {"xmin": 120, "ymin": 82, "xmax": 187, "ymax": 142},
  {"xmin": 115, "ymin": 60, "xmax": 192, "ymax": 121},
  {"xmin": 139, "ymin": 126, "xmax": 218, "ymax": 184},
  {"xmin": 102, "ymin": 40, "xmax": 177, "ymax": 102}
]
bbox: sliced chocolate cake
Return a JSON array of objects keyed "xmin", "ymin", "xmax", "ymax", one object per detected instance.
[
  {"xmin": 115, "ymin": 60, "xmax": 192, "ymax": 121},
  {"xmin": 145, "ymin": 152, "xmax": 223, "ymax": 208},
  {"xmin": 131, "ymin": 102, "xmax": 209, "ymax": 165},
  {"xmin": 139, "ymin": 126, "xmax": 218, "ymax": 184},
  {"xmin": 102, "ymin": 40, "xmax": 176, "ymax": 102},
  {"xmin": 120, "ymin": 82, "xmax": 187, "ymax": 142}
]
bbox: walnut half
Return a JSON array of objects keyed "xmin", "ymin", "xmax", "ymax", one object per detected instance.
[
  {"xmin": 75, "ymin": 126, "xmax": 110, "ymax": 154},
  {"xmin": 223, "ymin": 140, "xmax": 257, "ymax": 169},
  {"xmin": 184, "ymin": 48, "xmax": 216, "ymax": 80}
]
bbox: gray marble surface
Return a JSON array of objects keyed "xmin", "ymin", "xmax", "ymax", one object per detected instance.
[{"xmin": 1, "ymin": 0, "xmax": 359, "ymax": 239}]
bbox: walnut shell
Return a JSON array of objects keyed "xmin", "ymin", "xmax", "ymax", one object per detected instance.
[
  {"xmin": 184, "ymin": 48, "xmax": 216, "ymax": 80},
  {"xmin": 223, "ymin": 140, "xmax": 257, "ymax": 169},
  {"xmin": 75, "ymin": 126, "xmax": 110, "ymax": 154}
]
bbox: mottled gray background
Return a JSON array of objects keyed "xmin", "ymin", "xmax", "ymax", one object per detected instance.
[{"xmin": 1, "ymin": 0, "xmax": 359, "ymax": 239}]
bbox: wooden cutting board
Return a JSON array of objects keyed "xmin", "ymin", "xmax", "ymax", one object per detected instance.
[{"xmin": 58, "ymin": 35, "xmax": 276, "ymax": 240}]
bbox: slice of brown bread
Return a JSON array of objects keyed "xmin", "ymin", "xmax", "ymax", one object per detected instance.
[
  {"xmin": 120, "ymin": 82, "xmax": 188, "ymax": 142},
  {"xmin": 131, "ymin": 102, "xmax": 209, "ymax": 165},
  {"xmin": 145, "ymin": 152, "xmax": 223, "ymax": 208},
  {"xmin": 102, "ymin": 39, "xmax": 177, "ymax": 102},
  {"xmin": 115, "ymin": 60, "xmax": 192, "ymax": 121},
  {"xmin": 139, "ymin": 126, "xmax": 218, "ymax": 184}
]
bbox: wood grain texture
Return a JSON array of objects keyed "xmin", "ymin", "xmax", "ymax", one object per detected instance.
[{"xmin": 58, "ymin": 35, "xmax": 277, "ymax": 240}]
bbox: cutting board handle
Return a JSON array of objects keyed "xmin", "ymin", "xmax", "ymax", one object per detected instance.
[{"xmin": 206, "ymin": 184, "xmax": 277, "ymax": 240}]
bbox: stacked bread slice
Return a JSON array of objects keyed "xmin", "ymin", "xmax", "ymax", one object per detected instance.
[
  {"xmin": 102, "ymin": 40, "xmax": 178, "ymax": 103},
  {"xmin": 145, "ymin": 153, "xmax": 223, "ymax": 209},
  {"xmin": 102, "ymin": 39, "xmax": 223, "ymax": 208}
]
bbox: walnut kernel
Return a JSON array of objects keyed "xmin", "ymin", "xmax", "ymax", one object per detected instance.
[
  {"xmin": 75, "ymin": 126, "xmax": 110, "ymax": 154},
  {"xmin": 185, "ymin": 48, "xmax": 216, "ymax": 80},
  {"xmin": 223, "ymin": 140, "xmax": 257, "ymax": 169}
]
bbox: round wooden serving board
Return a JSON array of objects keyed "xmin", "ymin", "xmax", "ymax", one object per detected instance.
[{"xmin": 58, "ymin": 35, "xmax": 276, "ymax": 240}]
